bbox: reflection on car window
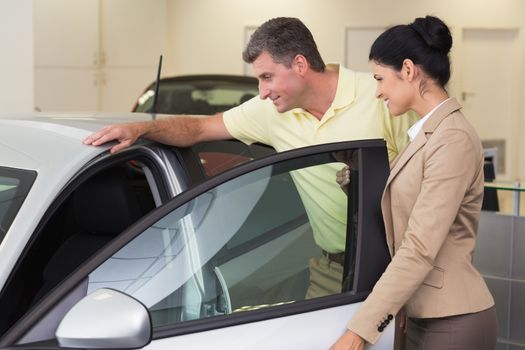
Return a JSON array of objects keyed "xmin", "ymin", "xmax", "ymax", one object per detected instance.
[
  {"xmin": 88, "ymin": 151, "xmax": 357, "ymax": 328},
  {"xmin": 0, "ymin": 167, "xmax": 36, "ymax": 244},
  {"xmin": 192, "ymin": 141, "xmax": 275, "ymax": 177}
]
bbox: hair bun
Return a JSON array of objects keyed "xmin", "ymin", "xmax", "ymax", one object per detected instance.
[{"xmin": 410, "ymin": 16, "xmax": 452, "ymax": 55}]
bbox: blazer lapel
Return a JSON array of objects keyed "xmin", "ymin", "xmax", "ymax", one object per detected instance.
[
  {"xmin": 387, "ymin": 134, "xmax": 426, "ymax": 186},
  {"xmin": 381, "ymin": 136, "xmax": 426, "ymax": 255},
  {"xmin": 421, "ymin": 98, "xmax": 462, "ymax": 134}
]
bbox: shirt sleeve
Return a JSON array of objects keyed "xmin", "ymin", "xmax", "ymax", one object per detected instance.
[{"xmin": 222, "ymin": 95, "xmax": 274, "ymax": 146}]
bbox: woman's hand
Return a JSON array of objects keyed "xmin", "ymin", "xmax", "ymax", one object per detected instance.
[
  {"xmin": 398, "ymin": 308, "xmax": 407, "ymax": 333},
  {"xmin": 394, "ymin": 308, "xmax": 408, "ymax": 350},
  {"xmin": 336, "ymin": 165, "xmax": 351, "ymax": 195},
  {"xmin": 330, "ymin": 330, "xmax": 365, "ymax": 350}
]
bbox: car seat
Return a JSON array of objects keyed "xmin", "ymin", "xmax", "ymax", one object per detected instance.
[{"xmin": 34, "ymin": 167, "xmax": 144, "ymax": 302}]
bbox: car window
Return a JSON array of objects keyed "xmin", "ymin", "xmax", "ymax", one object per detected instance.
[
  {"xmin": 134, "ymin": 77, "xmax": 258, "ymax": 115},
  {"xmin": 0, "ymin": 167, "xmax": 36, "ymax": 245},
  {"xmin": 87, "ymin": 151, "xmax": 353, "ymax": 328},
  {"xmin": 191, "ymin": 141, "xmax": 275, "ymax": 177}
]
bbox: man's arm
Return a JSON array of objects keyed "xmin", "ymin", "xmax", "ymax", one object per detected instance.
[{"xmin": 83, "ymin": 113, "xmax": 232, "ymax": 153}]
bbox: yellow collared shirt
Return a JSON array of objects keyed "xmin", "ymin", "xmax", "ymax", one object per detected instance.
[{"xmin": 223, "ymin": 65, "xmax": 417, "ymax": 252}]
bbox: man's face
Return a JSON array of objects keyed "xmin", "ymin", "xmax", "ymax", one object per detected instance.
[{"xmin": 252, "ymin": 51, "xmax": 304, "ymax": 113}]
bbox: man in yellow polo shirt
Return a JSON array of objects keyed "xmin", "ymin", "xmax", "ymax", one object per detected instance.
[
  {"xmin": 227, "ymin": 33, "xmax": 415, "ymax": 296},
  {"xmin": 84, "ymin": 17, "xmax": 416, "ymax": 298},
  {"xmin": 224, "ymin": 66, "xmax": 410, "ymax": 250}
]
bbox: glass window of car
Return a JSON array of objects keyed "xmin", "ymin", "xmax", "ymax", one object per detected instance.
[
  {"xmin": 0, "ymin": 167, "xmax": 36, "ymax": 245},
  {"xmin": 87, "ymin": 150, "xmax": 353, "ymax": 328},
  {"xmin": 190, "ymin": 141, "xmax": 275, "ymax": 178}
]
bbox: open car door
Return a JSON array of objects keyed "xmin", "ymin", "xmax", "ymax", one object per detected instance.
[{"xmin": 1, "ymin": 139, "xmax": 393, "ymax": 350}]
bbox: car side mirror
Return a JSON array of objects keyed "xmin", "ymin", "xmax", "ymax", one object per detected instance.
[{"xmin": 55, "ymin": 288, "xmax": 152, "ymax": 349}]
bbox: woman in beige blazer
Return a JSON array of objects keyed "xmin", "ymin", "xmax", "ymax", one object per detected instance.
[{"xmin": 331, "ymin": 16, "xmax": 496, "ymax": 350}]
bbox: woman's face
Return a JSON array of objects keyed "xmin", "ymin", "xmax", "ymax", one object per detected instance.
[{"xmin": 372, "ymin": 61, "xmax": 414, "ymax": 116}]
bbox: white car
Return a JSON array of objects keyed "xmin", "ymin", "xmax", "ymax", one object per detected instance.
[{"xmin": 0, "ymin": 113, "xmax": 394, "ymax": 349}]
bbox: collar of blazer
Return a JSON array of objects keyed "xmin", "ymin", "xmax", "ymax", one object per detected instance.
[{"xmin": 387, "ymin": 98, "xmax": 462, "ymax": 184}]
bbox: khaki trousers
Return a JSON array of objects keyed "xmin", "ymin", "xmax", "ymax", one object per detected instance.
[
  {"xmin": 305, "ymin": 254, "xmax": 343, "ymax": 299},
  {"xmin": 404, "ymin": 306, "xmax": 497, "ymax": 350}
]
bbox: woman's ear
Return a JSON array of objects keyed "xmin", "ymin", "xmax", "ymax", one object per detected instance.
[{"xmin": 402, "ymin": 59, "xmax": 416, "ymax": 81}]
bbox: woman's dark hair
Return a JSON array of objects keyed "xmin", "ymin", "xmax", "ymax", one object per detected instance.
[
  {"xmin": 369, "ymin": 15, "xmax": 452, "ymax": 87},
  {"xmin": 243, "ymin": 17, "xmax": 325, "ymax": 72}
]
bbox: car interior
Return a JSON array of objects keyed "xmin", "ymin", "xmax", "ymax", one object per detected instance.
[
  {"xmin": 157, "ymin": 90, "xmax": 217, "ymax": 115},
  {"xmin": 84, "ymin": 163, "xmax": 316, "ymax": 328}
]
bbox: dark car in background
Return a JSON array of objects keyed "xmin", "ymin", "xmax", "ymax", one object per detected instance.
[{"xmin": 132, "ymin": 75, "xmax": 259, "ymax": 115}]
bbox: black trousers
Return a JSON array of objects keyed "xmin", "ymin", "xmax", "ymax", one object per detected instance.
[{"xmin": 404, "ymin": 306, "xmax": 497, "ymax": 350}]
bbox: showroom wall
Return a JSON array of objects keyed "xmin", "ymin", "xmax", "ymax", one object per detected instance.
[
  {"xmin": 0, "ymin": 0, "xmax": 33, "ymax": 113},
  {"xmin": 165, "ymin": 0, "xmax": 525, "ymax": 77}
]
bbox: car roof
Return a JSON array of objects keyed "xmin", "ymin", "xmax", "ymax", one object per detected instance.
[{"xmin": 0, "ymin": 112, "xmax": 155, "ymax": 171}]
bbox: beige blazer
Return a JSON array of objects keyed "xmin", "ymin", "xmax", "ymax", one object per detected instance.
[{"xmin": 348, "ymin": 98, "xmax": 494, "ymax": 344}]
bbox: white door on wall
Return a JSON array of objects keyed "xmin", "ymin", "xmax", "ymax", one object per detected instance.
[
  {"xmin": 34, "ymin": 0, "xmax": 99, "ymax": 112},
  {"xmin": 459, "ymin": 28, "xmax": 520, "ymax": 180},
  {"xmin": 34, "ymin": 0, "xmax": 167, "ymax": 113},
  {"xmin": 34, "ymin": 0, "xmax": 99, "ymax": 68},
  {"xmin": 34, "ymin": 69, "xmax": 99, "ymax": 112},
  {"xmin": 100, "ymin": 0, "xmax": 166, "ymax": 112},
  {"xmin": 345, "ymin": 27, "xmax": 384, "ymax": 73}
]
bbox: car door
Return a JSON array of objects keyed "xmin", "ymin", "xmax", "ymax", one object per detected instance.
[{"xmin": 1, "ymin": 140, "xmax": 393, "ymax": 350}]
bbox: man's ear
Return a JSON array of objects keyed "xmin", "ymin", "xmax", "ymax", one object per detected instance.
[{"xmin": 292, "ymin": 54, "xmax": 309, "ymax": 76}]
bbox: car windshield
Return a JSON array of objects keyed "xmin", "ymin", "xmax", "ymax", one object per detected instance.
[
  {"xmin": 0, "ymin": 167, "xmax": 37, "ymax": 244},
  {"xmin": 133, "ymin": 76, "xmax": 259, "ymax": 115}
]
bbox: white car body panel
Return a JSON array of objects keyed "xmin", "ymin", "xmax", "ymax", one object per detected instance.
[{"xmin": 146, "ymin": 302, "xmax": 393, "ymax": 350}]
